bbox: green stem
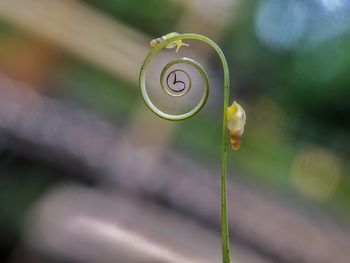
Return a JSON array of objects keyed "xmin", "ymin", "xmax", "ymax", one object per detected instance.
[{"xmin": 139, "ymin": 33, "xmax": 231, "ymax": 262}]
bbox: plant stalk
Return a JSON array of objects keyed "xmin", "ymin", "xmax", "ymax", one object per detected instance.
[{"xmin": 139, "ymin": 33, "xmax": 231, "ymax": 262}]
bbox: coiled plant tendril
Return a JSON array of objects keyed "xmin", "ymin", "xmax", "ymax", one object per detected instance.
[{"xmin": 139, "ymin": 32, "xmax": 246, "ymax": 263}]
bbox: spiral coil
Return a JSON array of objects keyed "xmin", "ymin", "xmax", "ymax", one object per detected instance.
[{"xmin": 139, "ymin": 34, "xmax": 216, "ymax": 121}]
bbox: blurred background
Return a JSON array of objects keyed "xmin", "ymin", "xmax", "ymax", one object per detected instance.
[{"xmin": 0, "ymin": 0, "xmax": 349, "ymax": 262}]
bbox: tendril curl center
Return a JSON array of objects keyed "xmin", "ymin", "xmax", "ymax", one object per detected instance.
[{"xmin": 166, "ymin": 69, "xmax": 188, "ymax": 94}]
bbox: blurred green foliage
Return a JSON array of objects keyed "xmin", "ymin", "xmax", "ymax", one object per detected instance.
[
  {"xmin": 223, "ymin": 7, "xmax": 350, "ymax": 155},
  {"xmin": 84, "ymin": 0, "xmax": 184, "ymax": 36},
  {"xmin": 59, "ymin": 59, "xmax": 139, "ymax": 124}
]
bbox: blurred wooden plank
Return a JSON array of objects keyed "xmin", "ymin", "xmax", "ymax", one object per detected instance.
[
  {"xmin": 0, "ymin": 0, "xmax": 149, "ymax": 85},
  {"xmin": 25, "ymin": 185, "xmax": 270, "ymax": 263}
]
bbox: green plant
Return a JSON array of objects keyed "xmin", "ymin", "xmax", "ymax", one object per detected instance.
[{"xmin": 139, "ymin": 32, "xmax": 246, "ymax": 263}]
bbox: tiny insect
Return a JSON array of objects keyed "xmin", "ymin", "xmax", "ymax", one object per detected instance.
[
  {"xmin": 227, "ymin": 101, "xmax": 246, "ymax": 150},
  {"xmin": 150, "ymin": 32, "xmax": 189, "ymax": 53}
]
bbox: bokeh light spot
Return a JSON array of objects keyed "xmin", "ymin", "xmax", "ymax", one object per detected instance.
[{"xmin": 291, "ymin": 146, "xmax": 341, "ymax": 201}]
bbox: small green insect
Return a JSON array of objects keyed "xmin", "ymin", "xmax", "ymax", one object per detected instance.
[{"xmin": 150, "ymin": 32, "xmax": 189, "ymax": 53}]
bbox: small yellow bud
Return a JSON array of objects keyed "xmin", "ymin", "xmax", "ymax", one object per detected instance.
[{"xmin": 227, "ymin": 101, "xmax": 246, "ymax": 150}]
